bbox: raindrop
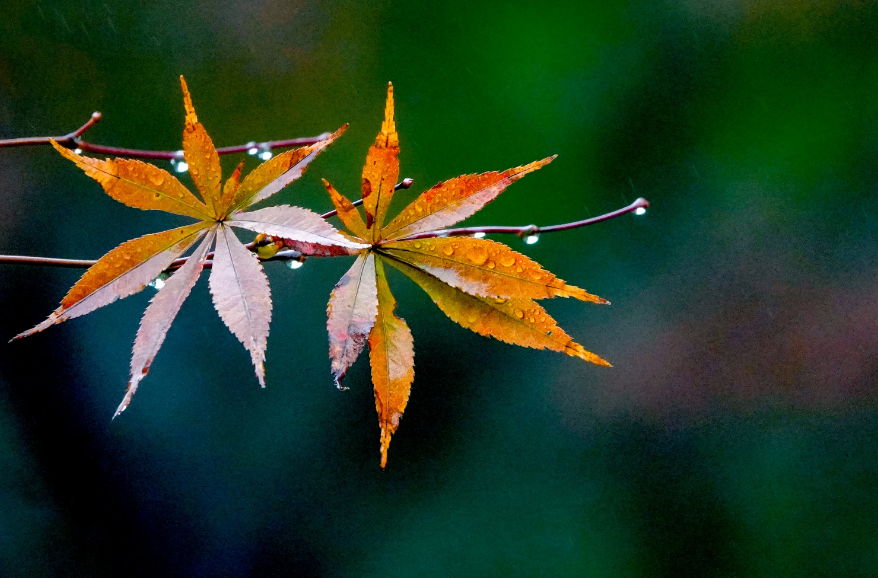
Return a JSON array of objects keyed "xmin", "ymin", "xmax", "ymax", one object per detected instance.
[
  {"xmin": 286, "ymin": 260, "xmax": 304, "ymax": 270},
  {"xmin": 634, "ymin": 206, "xmax": 647, "ymax": 216},
  {"xmin": 473, "ymin": 232, "xmax": 486, "ymax": 238},
  {"xmin": 148, "ymin": 273, "xmax": 169, "ymax": 290},
  {"xmin": 246, "ymin": 142, "xmax": 258, "ymax": 155},
  {"xmin": 170, "ymin": 158, "xmax": 188, "ymax": 173},
  {"xmin": 259, "ymin": 151, "xmax": 273, "ymax": 161},
  {"xmin": 525, "ymin": 234, "xmax": 539, "ymax": 245},
  {"xmin": 74, "ymin": 148, "xmax": 83, "ymax": 155}
]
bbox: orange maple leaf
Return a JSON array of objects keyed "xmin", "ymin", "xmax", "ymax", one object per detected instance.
[
  {"xmin": 13, "ymin": 77, "xmax": 365, "ymax": 416},
  {"xmin": 323, "ymin": 83, "xmax": 610, "ymax": 467}
]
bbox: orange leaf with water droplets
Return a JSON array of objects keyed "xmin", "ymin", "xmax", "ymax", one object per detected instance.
[
  {"xmin": 49, "ymin": 140, "xmax": 211, "ymax": 220},
  {"xmin": 369, "ymin": 256, "xmax": 414, "ymax": 468},
  {"xmin": 230, "ymin": 124, "xmax": 348, "ymax": 213},
  {"xmin": 12, "ymin": 223, "xmax": 209, "ymax": 341},
  {"xmin": 180, "ymin": 76, "xmax": 223, "ymax": 217},
  {"xmin": 221, "ymin": 160, "xmax": 245, "ymax": 210},
  {"xmin": 382, "ymin": 237, "xmax": 608, "ymax": 303},
  {"xmin": 381, "ymin": 157, "xmax": 555, "ymax": 241},
  {"xmin": 385, "ymin": 257, "xmax": 610, "ymax": 367},
  {"xmin": 361, "ymin": 82, "xmax": 400, "ymax": 240},
  {"xmin": 323, "ymin": 179, "xmax": 368, "ymax": 240}
]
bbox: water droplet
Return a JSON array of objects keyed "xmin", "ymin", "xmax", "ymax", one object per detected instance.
[
  {"xmin": 467, "ymin": 312, "xmax": 479, "ymax": 324},
  {"xmin": 260, "ymin": 151, "xmax": 273, "ymax": 161},
  {"xmin": 174, "ymin": 161, "xmax": 188, "ymax": 173},
  {"xmin": 248, "ymin": 147, "xmax": 258, "ymax": 155},
  {"xmin": 473, "ymin": 232, "xmax": 486, "ymax": 238},
  {"xmin": 525, "ymin": 234, "xmax": 539, "ymax": 245},
  {"xmin": 634, "ymin": 206, "xmax": 647, "ymax": 216},
  {"xmin": 528, "ymin": 317, "xmax": 535, "ymax": 323},
  {"xmin": 286, "ymin": 260, "xmax": 304, "ymax": 270},
  {"xmin": 500, "ymin": 256, "xmax": 516, "ymax": 267},
  {"xmin": 516, "ymin": 266, "xmax": 523, "ymax": 273},
  {"xmin": 413, "ymin": 242, "xmax": 422, "ymax": 249},
  {"xmin": 74, "ymin": 148, "xmax": 83, "ymax": 155},
  {"xmin": 528, "ymin": 271, "xmax": 543, "ymax": 280},
  {"xmin": 513, "ymin": 309, "xmax": 524, "ymax": 319},
  {"xmin": 148, "ymin": 273, "xmax": 169, "ymax": 290},
  {"xmin": 148, "ymin": 173, "xmax": 165, "ymax": 186},
  {"xmin": 486, "ymin": 260, "xmax": 495, "ymax": 269},
  {"xmin": 467, "ymin": 246, "xmax": 488, "ymax": 265},
  {"xmin": 441, "ymin": 246, "xmax": 454, "ymax": 256}
]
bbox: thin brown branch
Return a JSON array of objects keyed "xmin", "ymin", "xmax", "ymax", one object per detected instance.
[
  {"xmin": 401, "ymin": 197, "xmax": 650, "ymax": 240},
  {"xmin": 0, "ymin": 255, "xmax": 99, "ymax": 268},
  {"xmin": 0, "ymin": 111, "xmax": 330, "ymax": 160},
  {"xmin": 0, "ymin": 197, "xmax": 648, "ymax": 270}
]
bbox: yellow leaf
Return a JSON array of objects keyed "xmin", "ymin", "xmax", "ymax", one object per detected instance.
[
  {"xmin": 50, "ymin": 140, "xmax": 211, "ymax": 220},
  {"xmin": 323, "ymin": 179, "xmax": 368, "ymax": 239},
  {"xmin": 386, "ymin": 256, "xmax": 610, "ymax": 367},
  {"xmin": 180, "ymin": 76, "xmax": 223, "ymax": 217},
  {"xmin": 382, "ymin": 237, "xmax": 608, "ymax": 303},
  {"xmin": 369, "ymin": 256, "xmax": 414, "ymax": 468},
  {"xmin": 361, "ymin": 82, "xmax": 400, "ymax": 240}
]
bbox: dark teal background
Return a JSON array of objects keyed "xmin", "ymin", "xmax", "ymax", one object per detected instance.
[{"xmin": 1, "ymin": 0, "xmax": 877, "ymax": 576}]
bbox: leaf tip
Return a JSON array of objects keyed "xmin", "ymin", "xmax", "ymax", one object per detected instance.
[
  {"xmin": 179, "ymin": 76, "xmax": 196, "ymax": 122},
  {"xmin": 379, "ymin": 427, "xmax": 391, "ymax": 468}
]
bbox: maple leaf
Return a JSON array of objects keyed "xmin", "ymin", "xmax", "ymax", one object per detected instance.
[
  {"xmin": 322, "ymin": 83, "xmax": 610, "ymax": 467},
  {"xmin": 12, "ymin": 76, "xmax": 365, "ymax": 416}
]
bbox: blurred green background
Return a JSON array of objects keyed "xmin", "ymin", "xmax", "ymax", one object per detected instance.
[{"xmin": 1, "ymin": 0, "xmax": 877, "ymax": 575}]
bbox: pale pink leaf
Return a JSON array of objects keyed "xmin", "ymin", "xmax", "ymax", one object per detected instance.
[
  {"xmin": 115, "ymin": 227, "xmax": 216, "ymax": 417},
  {"xmin": 209, "ymin": 225, "xmax": 272, "ymax": 387},
  {"xmin": 229, "ymin": 205, "xmax": 368, "ymax": 250},
  {"xmin": 326, "ymin": 253, "xmax": 378, "ymax": 385}
]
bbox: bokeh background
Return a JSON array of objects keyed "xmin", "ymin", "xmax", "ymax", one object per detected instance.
[{"xmin": 1, "ymin": 0, "xmax": 877, "ymax": 575}]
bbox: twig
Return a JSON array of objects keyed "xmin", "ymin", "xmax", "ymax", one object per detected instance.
[
  {"xmin": 402, "ymin": 197, "xmax": 650, "ymax": 240},
  {"xmin": 0, "ymin": 197, "xmax": 648, "ymax": 269},
  {"xmin": 0, "ymin": 111, "xmax": 330, "ymax": 160}
]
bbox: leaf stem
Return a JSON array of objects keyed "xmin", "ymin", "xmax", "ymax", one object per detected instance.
[{"xmin": 0, "ymin": 111, "xmax": 330, "ymax": 159}]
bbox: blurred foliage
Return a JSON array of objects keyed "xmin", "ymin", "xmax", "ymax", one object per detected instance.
[{"xmin": 0, "ymin": 0, "xmax": 877, "ymax": 576}]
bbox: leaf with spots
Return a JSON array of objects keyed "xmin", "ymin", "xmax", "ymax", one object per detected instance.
[{"xmin": 382, "ymin": 237, "xmax": 607, "ymax": 303}]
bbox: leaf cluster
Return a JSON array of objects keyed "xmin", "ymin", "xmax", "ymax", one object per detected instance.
[{"xmin": 13, "ymin": 79, "xmax": 609, "ymax": 466}]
